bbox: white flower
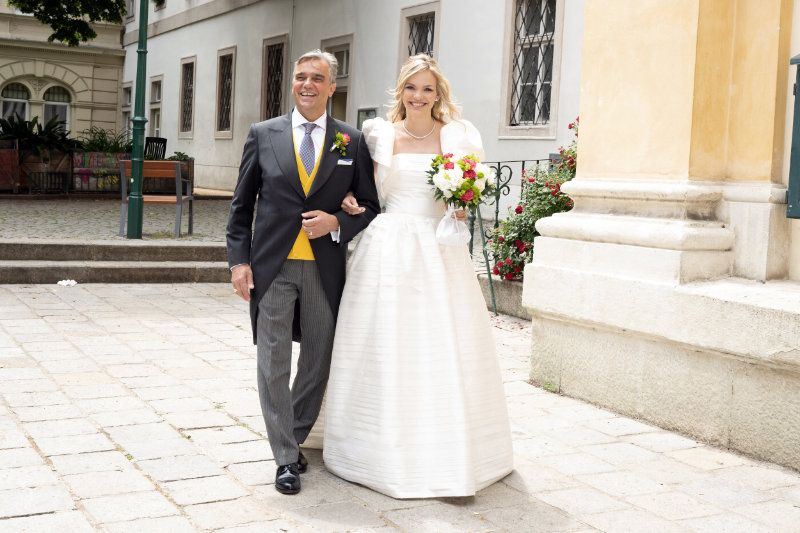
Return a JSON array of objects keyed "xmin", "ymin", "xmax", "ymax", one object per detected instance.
[{"xmin": 432, "ymin": 169, "xmax": 454, "ymax": 193}]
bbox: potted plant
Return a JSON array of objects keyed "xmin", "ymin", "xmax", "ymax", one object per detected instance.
[{"xmin": 73, "ymin": 126, "xmax": 132, "ymax": 192}]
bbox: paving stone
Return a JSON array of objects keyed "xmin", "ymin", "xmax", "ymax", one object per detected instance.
[
  {"xmin": 0, "ymin": 510, "xmax": 94, "ymax": 532},
  {"xmin": 0, "ymin": 485, "xmax": 75, "ymax": 518},
  {"xmin": 628, "ymin": 457, "xmax": 707, "ymax": 485},
  {"xmin": 679, "ymin": 513, "xmax": 777, "ymax": 533},
  {"xmin": 226, "ymin": 460, "xmax": 276, "ymax": 486},
  {"xmin": 0, "ymin": 428, "xmax": 29, "ymax": 449},
  {"xmin": 23, "ymin": 418, "xmax": 97, "ymax": 439},
  {"xmin": 734, "ymin": 499, "xmax": 800, "ymax": 530},
  {"xmin": 0, "ymin": 379, "xmax": 59, "ymax": 394},
  {"xmin": 582, "ymin": 508, "xmax": 689, "ymax": 533},
  {"xmin": 582, "ymin": 417, "xmax": 659, "ymax": 437},
  {"xmin": 106, "ymin": 422, "xmax": 183, "ymax": 443},
  {"xmin": 33, "ymin": 432, "xmax": 115, "ymax": 456},
  {"xmin": 62, "ymin": 384, "xmax": 129, "ymax": 399},
  {"xmin": 626, "ymin": 491, "xmax": 721, "ymax": 520},
  {"xmin": 134, "ymin": 385, "xmax": 200, "ymax": 401},
  {"xmin": 2, "ymin": 391, "xmax": 69, "ymax": 407},
  {"xmin": 117, "ymin": 437, "xmax": 197, "ymax": 461},
  {"xmin": 106, "ymin": 364, "xmax": 163, "ymax": 378},
  {"xmin": 13, "ymin": 403, "xmax": 84, "ymax": 422},
  {"xmin": 162, "ymin": 475, "xmax": 248, "ymax": 505},
  {"xmin": 52, "ymin": 371, "xmax": 117, "ymax": 386},
  {"xmin": 0, "ymin": 447, "xmax": 44, "ymax": 468},
  {"xmin": 76, "ymin": 395, "xmax": 148, "ymax": 413},
  {"xmin": 184, "ymin": 425, "xmax": 261, "ymax": 446},
  {"xmin": 49, "ymin": 451, "xmax": 133, "ymax": 475},
  {"xmin": 501, "ymin": 459, "xmax": 581, "ymax": 494},
  {"xmin": 137, "ymin": 454, "xmax": 224, "ymax": 482},
  {"xmin": 63, "ymin": 469, "xmax": 155, "ymax": 498},
  {"xmin": 479, "ymin": 499, "xmax": 589, "ymax": 532},
  {"xmin": 149, "ymin": 397, "xmax": 216, "ymax": 414},
  {"xmin": 0, "ymin": 464, "xmax": 59, "ymax": 490},
  {"xmin": 91, "ymin": 408, "xmax": 162, "ymax": 427},
  {"xmin": 283, "ymin": 501, "xmax": 388, "ymax": 531},
  {"xmin": 120, "ymin": 375, "xmax": 181, "ymax": 388},
  {"xmin": 383, "ymin": 501, "xmax": 495, "ymax": 532},
  {"xmin": 40, "ymin": 358, "xmax": 101, "ymax": 373},
  {"xmin": 666, "ymin": 447, "xmax": 753, "ymax": 471},
  {"xmin": 254, "ymin": 471, "xmax": 351, "ymax": 512},
  {"xmin": 184, "ymin": 497, "xmax": 277, "ymax": 529},
  {"xmin": 710, "ymin": 464, "xmax": 800, "ymax": 491},
  {"xmin": 536, "ymin": 452, "xmax": 617, "ymax": 476},
  {"xmin": 582, "ymin": 442, "xmax": 662, "ymax": 465},
  {"xmin": 207, "ymin": 440, "xmax": 273, "ymax": 465},
  {"xmin": 536, "ymin": 487, "xmax": 630, "ymax": 516},
  {"xmin": 576, "ymin": 470, "xmax": 667, "ymax": 498},
  {"xmin": 100, "ymin": 515, "xmax": 198, "ymax": 533},
  {"xmin": 162, "ymin": 409, "xmax": 237, "ymax": 429},
  {"xmin": 81, "ymin": 491, "xmax": 179, "ymax": 523}
]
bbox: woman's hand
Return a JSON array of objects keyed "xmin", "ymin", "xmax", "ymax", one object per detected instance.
[
  {"xmin": 341, "ymin": 192, "xmax": 366, "ymax": 215},
  {"xmin": 454, "ymin": 209, "xmax": 467, "ymax": 221}
]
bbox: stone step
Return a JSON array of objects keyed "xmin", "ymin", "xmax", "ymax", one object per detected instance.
[
  {"xmin": 0, "ymin": 239, "xmax": 227, "ymax": 262},
  {"xmin": 0, "ymin": 260, "xmax": 230, "ymax": 284}
]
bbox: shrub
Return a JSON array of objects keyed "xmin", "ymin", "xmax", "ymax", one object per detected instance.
[
  {"xmin": 487, "ymin": 117, "xmax": 578, "ymax": 281},
  {"xmin": 78, "ymin": 126, "xmax": 132, "ymax": 153}
]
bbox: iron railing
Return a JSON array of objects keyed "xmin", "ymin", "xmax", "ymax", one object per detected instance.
[
  {"xmin": 468, "ymin": 158, "xmax": 553, "ymax": 314},
  {"xmin": 788, "ymin": 54, "xmax": 800, "ymax": 218}
]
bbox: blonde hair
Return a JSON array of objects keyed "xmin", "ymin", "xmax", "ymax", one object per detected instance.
[
  {"xmin": 295, "ymin": 49, "xmax": 338, "ymax": 81},
  {"xmin": 387, "ymin": 54, "xmax": 460, "ymax": 123}
]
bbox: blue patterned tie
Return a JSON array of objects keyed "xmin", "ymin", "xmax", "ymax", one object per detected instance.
[{"xmin": 299, "ymin": 122, "xmax": 317, "ymax": 175}]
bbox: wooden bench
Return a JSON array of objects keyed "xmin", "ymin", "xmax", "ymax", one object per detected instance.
[{"xmin": 118, "ymin": 160, "xmax": 194, "ymax": 238}]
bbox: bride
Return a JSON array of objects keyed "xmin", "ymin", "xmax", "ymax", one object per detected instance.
[{"xmin": 322, "ymin": 54, "xmax": 513, "ymax": 498}]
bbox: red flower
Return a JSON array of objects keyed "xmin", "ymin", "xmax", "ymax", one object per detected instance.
[
  {"xmin": 505, "ymin": 258, "xmax": 512, "ymax": 265},
  {"xmin": 342, "ymin": 133, "xmax": 351, "ymax": 144},
  {"xmin": 444, "ymin": 161, "xmax": 454, "ymax": 170},
  {"xmin": 514, "ymin": 205, "xmax": 523, "ymax": 214},
  {"xmin": 505, "ymin": 273, "xmax": 514, "ymax": 280},
  {"xmin": 492, "ymin": 267, "xmax": 500, "ymax": 275},
  {"xmin": 443, "ymin": 153, "xmax": 453, "ymax": 159},
  {"xmin": 497, "ymin": 235, "xmax": 505, "ymax": 243},
  {"xmin": 514, "ymin": 266, "xmax": 521, "ymax": 273},
  {"xmin": 464, "ymin": 169, "xmax": 476, "ymax": 179},
  {"xmin": 528, "ymin": 177, "xmax": 535, "ymax": 183},
  {"xmin": 460, "ymin": 190, "xmax": 475, "ymax": 202}
]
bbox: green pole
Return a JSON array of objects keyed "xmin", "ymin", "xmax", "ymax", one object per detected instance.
[{"xmin": 126, "ymin": 0, "xmax": 149, "ymax": 238}]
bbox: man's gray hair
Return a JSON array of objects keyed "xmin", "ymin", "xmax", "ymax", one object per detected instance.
[{"xmin": 295, "ymin": 49, "xmax": 339, "ymax": 81}]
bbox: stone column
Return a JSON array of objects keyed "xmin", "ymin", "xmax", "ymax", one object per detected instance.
[{"xmin": 523, "ymin": 0, "xmax": 800, "ymax": 470}]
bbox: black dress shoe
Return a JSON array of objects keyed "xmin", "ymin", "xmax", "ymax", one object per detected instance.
[
  {"xmin": 275, "ymin": 464, "xmax": 301, "ymax": 495},
  {"xmin": 297, "ymin": 450, "xmax": 308, "ymax": 474}
]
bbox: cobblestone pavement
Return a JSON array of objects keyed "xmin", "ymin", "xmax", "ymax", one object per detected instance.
[
  {"xmin": 1, "ymin": 284, "xmax": 799, "ymax": 532},
  {"xmin": 0, "ymin": 199, "xmax": 230, "ymax": 242}
]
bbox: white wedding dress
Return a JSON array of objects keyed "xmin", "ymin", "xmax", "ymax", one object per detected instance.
[{"xmin": 321, "ymin": 118, "xmax": 513, "ymax": 498}]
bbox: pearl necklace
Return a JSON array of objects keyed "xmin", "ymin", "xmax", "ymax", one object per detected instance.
[{"xmin": 402, "ymin": 119, "xmax": 436, "ymax": 140}]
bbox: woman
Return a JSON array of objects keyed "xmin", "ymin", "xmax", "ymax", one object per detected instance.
[{"xmin": 322, "ymin": 54, "xmax": 513, "ymax": 498}]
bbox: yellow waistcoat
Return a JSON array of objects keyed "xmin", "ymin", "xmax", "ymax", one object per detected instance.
[{"xmin": 286, "ymin": 137, "xmax": 323, "ymax": 260}]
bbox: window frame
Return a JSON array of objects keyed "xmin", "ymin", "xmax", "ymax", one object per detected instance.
[
  {"xmin": 398, "ymin": 2, "xmax": 441, "ymax": 69},
  {"xmin": 125, "ymin": 0, "xmax": 135, "ymax": 22},
  {"xmin": 322, "ymin": 34, "xmax": 354, "ymax": 123},
  {"xmin": 499, "ymin": 0, "xmax": 565, "ymax": 139},
  {"xmin": 41, "ymin": 84, "xmax": 72, "ymax": 130},
  {"xmin": 120, "ymin": 81, "xmax": 132, "ymax": 138},
  {"xmin": 179, "ymin": 56, "xmax": 196, "ymax": 138},
  {"xmin": 0, "ymin": 81, "xmax": 31, "ymax": 121},
  {"xmin": 215, "ymin": 46, "xmax": 237, "ymax": 139},
  {"xmin": 148, "ymin": 75, "xmax": 163, "ymax": 138},
  {"xmin": 261, "ymin": 35, "xmax": 289, "ymax": 121}
]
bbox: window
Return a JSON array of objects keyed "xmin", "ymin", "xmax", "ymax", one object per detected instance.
[
  {"xmin": 150, "ymin": 80, "xmax": 162, "ymax": 103},
  {"xmin": 43, "ymin": 86, "xmax": 71, "ymax": 128},
  {"xmin": 261, "ymin": 36, "xmax": 287, "ymax": 121},
  {"xmin": 125, "ymin": 0, "xmax": 135, "ymax": 21},
  {"xmin": 1, "ymin": 82, "xmax": 30, "ymax": 120},
  {"xmin": 179, "ymin": 57, "xmax": 195, "ymax": 136},
  {"xmin": 149, "ymin": 75, "xmax": 162, "ymax": 137},
  {"xmin": 357, "ymin": 108, "xmax": 377, "ymax": 130},
  {"xmin": 323, "ymin": 35, "xmax": 354, "ymax": 122},
  {"xmin": 121, "ymin": 82, "xmax": 132, "ymax": 138},
  {"xmin": 408, "ymin": 13, "xmax": 435, "ymax": 56},
  {"xmin": 216, "ymin": 47, "xmax": 236, "ymax": 137},
  {"xmin": 510, "ymin": 0, "xmax": 556, "ymax": 126},
  {"xmin": 399, "ymin": 3, "xmax": 440, "ymax": 64}
]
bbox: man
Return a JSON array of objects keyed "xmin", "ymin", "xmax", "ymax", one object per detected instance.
[{"xmin": 226, "ymin": 50, "xmax": 379, "ymax": 495}]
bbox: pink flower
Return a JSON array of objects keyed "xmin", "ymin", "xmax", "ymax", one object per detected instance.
[
  {"xmin": 444, "ymin": 161, "xmax": 454, "ymax": 170},
  {"xmin": 443, "ymin": 153, "xmax": 453, "ymax": 159},
  {"xmin": 463, "ymin": 170, "xmax": 476, "ymax": 179},
  {"xmin": 460, "ymin": 190, "xmax": 475, "ymax": 202},
  {"xmin": 342, "ymin": 133, "xmax": 350, "ymax": 144}
]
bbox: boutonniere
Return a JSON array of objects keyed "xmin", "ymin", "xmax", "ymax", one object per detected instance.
[{"xmin": 330, "ymin": 131, "xmax": 350, "ymax": 156}]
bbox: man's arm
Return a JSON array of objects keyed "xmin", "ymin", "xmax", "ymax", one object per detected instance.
[
  {"xmin": 226, "ymin": 124, "xmax": 261, "ymax": 300},
  {"xmin": 333, "ymin": 131, "xmax": 379, "ymax": 243}
]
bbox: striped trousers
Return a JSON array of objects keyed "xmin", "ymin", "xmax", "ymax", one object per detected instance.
[{"xmin": 256, "ymin": 260, "xmax": 335, "ymax": 466}]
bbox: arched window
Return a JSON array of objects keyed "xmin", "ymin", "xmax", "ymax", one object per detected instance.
[
  {"xmin": 1, "ymin": 82, "xmax": 30, "ymax": 120},
  {"xmin": 43, "ymin": 86, "xmax": 71, "ymax": 128}
]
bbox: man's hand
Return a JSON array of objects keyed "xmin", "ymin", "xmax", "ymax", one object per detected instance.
[
  {"xmin": 341, "ymin": 192, "xmax": 366, "ymax": 216},
  {"xmin": 301, "ymin": 210, "xmax": 340, "ymax": 239},
  {"xmin": 231, "ymin": 264, "xmax": 254, "ymax": 302}
]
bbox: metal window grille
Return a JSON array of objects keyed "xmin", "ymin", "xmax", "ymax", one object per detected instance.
[
  {"xmin": 43, "ymin": 103, "xmax": 68, "ymax": 125},
  {"xmin": 264, "ymin": 44, "xmax": 284, "ymax": 120},
  {"xmin": 180, "ymin": 62, "xmax": 194, "ymax": 132},
  {"xmin": 408, "ymin": 13, "xmax": 435, "ymax": 57},
  {"xmin": 510, "ymin": 0, "xmax": 556, "ymax": 126},
  {"xmin": 2, "ymin": 83, "xmax": 30, "ymax": 100},
  {"xmin": 217, "ymin": 53, "xmax": 234, "ymax": 131}
]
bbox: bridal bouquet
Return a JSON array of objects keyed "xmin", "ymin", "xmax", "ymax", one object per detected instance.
[{"xmin": 427, "ymin": 152, "xmax": 495, "ymax": 245}]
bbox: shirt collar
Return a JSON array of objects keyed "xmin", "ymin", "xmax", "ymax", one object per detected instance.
[{"xmin": 291, "ymin": 108, "xmax": 327, "ymax": 131}]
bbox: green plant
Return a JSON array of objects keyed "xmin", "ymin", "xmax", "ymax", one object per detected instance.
[
  {"xmin": 0, "ymin": 114, "xmax": 80, "ymax": 161},
  {"xmin": 166, "ymin": 151, "xmax": 192, "ymax": 161},
  {"xmin": 487, "ymin": 116, "xmax": 579, "ymax": 281},
  {"xmin": 78, "ymin": 126, "xmax": 132, "ymax": 153}
]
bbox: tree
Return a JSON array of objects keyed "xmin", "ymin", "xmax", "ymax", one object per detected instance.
[{"xmin": 8, "ymin": 0, "xmax": 127, "ymax": 47}]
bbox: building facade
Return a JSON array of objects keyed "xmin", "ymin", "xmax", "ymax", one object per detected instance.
[
  {"xmin": 121, "ymin": 0, "xmax": 584, "ymax": 192},
  {"xmin": 0, "ymin": 2, "xmax": 125, "ymax": 135},
  {"xmin": 524, "ymin": 0, "xmax": 800, "ymax": 471}
]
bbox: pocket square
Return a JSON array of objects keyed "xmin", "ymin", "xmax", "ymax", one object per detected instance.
[{"xmin": 337, "ymin": 159, "xmax": 354, "ymax": 166}]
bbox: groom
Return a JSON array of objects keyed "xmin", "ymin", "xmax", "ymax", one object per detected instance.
[{"xmin": 226, "ymin": 50, "xmax": 379, "ymax": 495}]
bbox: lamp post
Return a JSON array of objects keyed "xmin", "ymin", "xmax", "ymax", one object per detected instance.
[{"xmin": 126, "ymin": 0, "xmax": 150, "ymax": 238}]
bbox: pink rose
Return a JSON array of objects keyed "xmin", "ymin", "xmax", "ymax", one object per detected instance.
[
  {"xmin": 444, "ymin": 162, "xmax": 454, "ymax": 170},
  {"xmin": 460, "ymin": 190, "xmax": 475, "ymax": 202}
]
